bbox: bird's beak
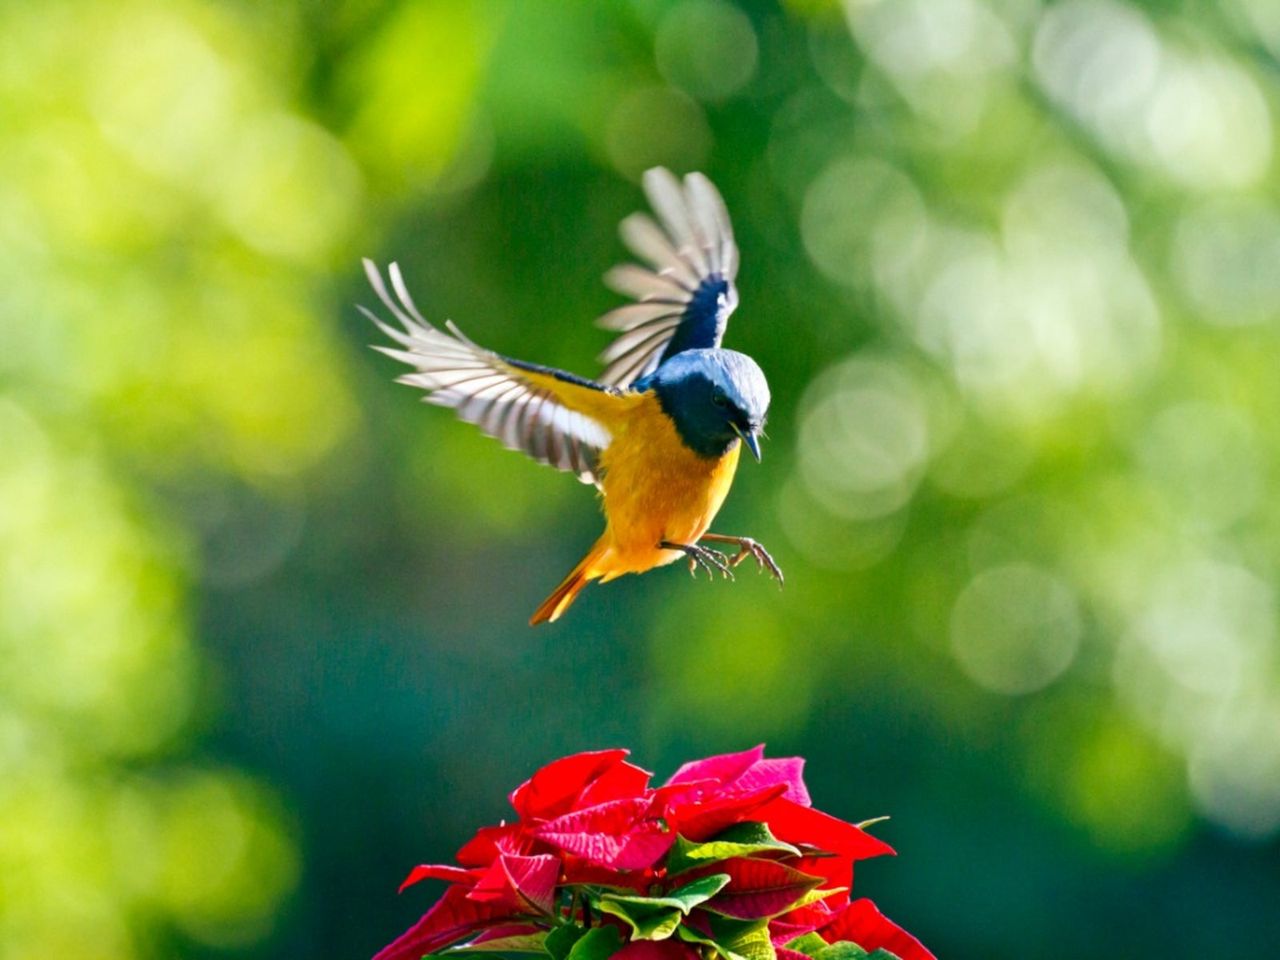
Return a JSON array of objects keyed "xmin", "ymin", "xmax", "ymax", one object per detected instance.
[{"xmin": 733, "ymin": 423, "xmax": 762, "ymax": 462}]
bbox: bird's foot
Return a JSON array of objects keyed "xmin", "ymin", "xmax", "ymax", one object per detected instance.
[
  {"xmin": 700, "ymin": 535, "xmax": 784, "ymax": 584},
  {"xmin": 661, "ymin": 541, "xmax": 734, "ymax": 580}
]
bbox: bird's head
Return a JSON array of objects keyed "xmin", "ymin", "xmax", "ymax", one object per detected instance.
[{"xmin": 643, "ymin": 349, "xmax": 770, "ymax": 461}]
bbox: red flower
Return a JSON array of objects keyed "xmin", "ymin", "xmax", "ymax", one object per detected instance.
[
  {"xmin": 755, "ymin": 795, "xmax": 896, "ymax": 861},
  {"xmin": 818, "ymin": 899, "xmax": 934, "ymax": 960},
  {"xmin": 700, "ymin": 857, "xmax": 824, "ymax": 919},
  {"xmin": 509, "ymin": 749, "xmax": 651, "ymax": 820},
  {"xmin": 666, "ymin": 744, "xmax": 810, "ymax": 806},
  {"xmin": 375, "ymin": 748, "xmax": 934, "ymax": 960},
  {"xmin": 466, "ymin": 853, "xmax": 560, "ymax": 915},
  {"xmin": 375, "ymin": 883, "xmax": 513, "ymax": 960},
  {"xmin": 612, "ymin": 942, "xmax": 701, "ymax": 960},
  {"xmin": 531, "ymin": 796, "xmax": 674, "ymax": 869},
  {"xmin": 657, "ymin": 747, "xmax": 893, "ymax": 864}
]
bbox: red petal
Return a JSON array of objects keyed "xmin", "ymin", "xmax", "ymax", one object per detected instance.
[
  {"xmin": 469, "ymin": 924, "xmax": 545, "ymax": 944},
  {"xmin": 534, "ymin": 794, "xmax": 648, "ymax": 833},
  {"xmin": 612, "ymin": 942, "xmax": 701, "ymax": 960},
  {"xmin": 769, "ymin": 916, "xmax": 828, "ymax": 945},
  {"xmin": 467, "ymin": 853, "xmax": 560, "ymax": 915},
  {"xmin": 398, "ymin": 864, "xmax": 480, "ymax": 893},
  {"xmin": 373, "ymin": 883, "xmax": 514, "ymax": 960},
  {"xmin": 820, "ymin": 899, "xmax": 935, "ymax": 960},
  {"xmin": 666, "ymin": 784, "xmax": 788, "ymax": 841},
  {"xmin": 576, "ymin": 760, "xmax": 653, "ymax": 808},
  {"xmin": 756, "ymin": 799, "xmax": 896, "ymax": 861},
  {"xmin": 509, "ymin": 749, "xmax": 631, "ymax": 820},
  {"xmin": 561, "ymin": 857, "xmax": 653, "ymax": 892},
  {"xmin": 456, "ymin": 824, "xmax": 528, "ymax": 867},
  {"xmin": 549, "ymin": 820, "xmax": 673, "ymax": 871},
  {"xmin": 532, "ymin": 797, "xmax": 674, "ymax": 869},
  {"xmin": 733, "ymin": 758, "xmax": 810, "ymax": 807},
  {"xmin": 790, "ymin": 855, "xmax": 851, "ymax": 903},
  {"xmin": 666, "ymin": 746, "xmax": 765, "ymax": 786},
  {"xmin": 775, "ymin": 898, "xmax": 839, "ymax": 931},
  {"xmin": 703, "ymin": 858, "xmax": 823, "ymax": 919},
  {"xmin": 648, "ymin": 779, "xmax": 715, "ymax": 809},
  {"xmin": 776, "ymin": 949, "xmax": 811, "ymax": 960},
  {"xmin": 682, "ymin": 910, "xmax": 714, "ymax": 937},
  {"xmin": 665, "ymin": 749, "xmax": 810, "ymax": 808}
]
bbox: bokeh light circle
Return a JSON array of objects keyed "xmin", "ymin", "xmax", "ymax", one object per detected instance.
[
  {"xmin": 655, "ymin": 0, "xmax": 758, "ymax": 102},
  {"xmin": 950, "ymin": 562, "xmax": 1082, "ymax": 695},
  {"xmin": 797, "ymin": 356, "xmax": 931, "ymax": 521}
]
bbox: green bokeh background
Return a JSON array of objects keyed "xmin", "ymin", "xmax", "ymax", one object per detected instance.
[{"xmin": 3, "ymin": 0, "xmax": 1280, "ymax": 958}]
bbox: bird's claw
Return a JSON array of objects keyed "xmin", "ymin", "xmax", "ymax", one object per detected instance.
[
  {"xmin": 689, "ymin": 544, "xmax": 734, "ymax": 580},
  {"xmin": 663, "ymin": 541, "xmax": 734, "ymax": 580},
  {"xmin": 724, "ymin": 537, "xmax": 784, "ymax": 584}
]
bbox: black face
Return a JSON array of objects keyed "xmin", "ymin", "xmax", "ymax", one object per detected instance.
[{"xmin": 649, "ymin": 350, "xmax": 770, "ymax": 459}]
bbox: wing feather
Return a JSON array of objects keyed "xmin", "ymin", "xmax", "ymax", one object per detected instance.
[
  {"xmin": 603, "ymin": 264, "xmax": 689, "ymax": 302},
  {"xmin": 596, "ymin": 168, "xmax": 741, "ymax": 388},
  {"xmin": 618, "ymin": 214, "xmax": 701, "ymax": 290},
  {"xmin": 597, "ymin": 302, "xmax": 685, "ymax": 333},
  {"xmin": 600, "ymin": 326, "xmax": 677, "ymax": 387},
  {"xmin": 363, "ymin": 259, "xmax": 621, "ymax": 484},
  {"xmin": 599, "ymin": 320, "xmax": 683, "ymax": 364},
  {"xmin": 643, "ymin": 167, "xmax": 710, "ymax": 276},
  {"xmin": 686, "ymin": 172, "xmax": 737, "ymax": 277}
]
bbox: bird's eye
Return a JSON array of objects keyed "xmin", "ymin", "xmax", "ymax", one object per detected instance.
[{"xmin": 711, "ymin": 393, "xmax": 728, "ymax": 408}]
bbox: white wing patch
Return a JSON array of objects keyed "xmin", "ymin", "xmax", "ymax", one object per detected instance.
[{"xmin": 362, "ymin": 260, "xmax": 613, "ymax": 484}]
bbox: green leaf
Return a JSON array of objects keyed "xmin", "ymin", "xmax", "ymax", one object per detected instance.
[
  {"xmin": 450, "ymin": 930, "xmax": 549, "ymax": 954},
  {"xmin": 782, "ymin": 933, "xmax": 829, "ymax": 957},
  {"xmin": 595, "ymin": 874, "xmax": 729, "ymax": 942},
  {"xmin": 667, "ymin": 873, "xmax": 735, "ymax": 910},
  {"xmin": 810, "ymin": 941, "xmax": 901, "ymax": 960},
  {"xmin": 595, "ymin": 900, "xmax": 682, "ymax": 941},
  {"xmin": 565, "ymin": 926, "xmax": 623, "ymax": 960},
  {"xmin": 600, "ymin": 874, "xmax": 731, "ymax": 915},
  {"xmin": 675, "ymin": 925, "xmax": 718, "ymax": 948},
  {"xmin": 812, "ymin": 944, "xmax": 899, "ymax": 960},
  {"xmin": 667, "ymin": 823, "xmax": 802, "ymax": 874},
  {"xmin": 708, "ymin": 916, "xmax": 776, "ymax": 960},
  {"xmin": 679, "ymin": 916, "xmax": 777, "ymax": 960},
  {"xmin": 674, "ymin": 919, "xmax": 757, "ymax": 960},
  {"xmin": 787, "ymin": 887, "xmax": 847, "ymax": 911},
  {"xmin": 545, "ymin": 926, "xmax": 587, "ymax": 960},
  {"xmin": 812, "ymin": 945, "xmax": 869, "ymax": 960},
  {"xmin": 698, "ymin": 860, "xmax": 824, "ymax": 920}
]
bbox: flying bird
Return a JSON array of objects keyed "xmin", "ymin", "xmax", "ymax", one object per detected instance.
[{"xmin": 361, "ymin": 168, "xmax": 781, "ymax": 625}]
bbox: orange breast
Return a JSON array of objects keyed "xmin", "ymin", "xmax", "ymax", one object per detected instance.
[{"xmin": 595, "ymin": 391, "xmax": 741, "ymax": 577}]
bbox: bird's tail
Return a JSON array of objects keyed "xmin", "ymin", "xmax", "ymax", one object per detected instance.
[{"xmin": 529, "ymin": 537, "xmax": 609, "ymax": 626}]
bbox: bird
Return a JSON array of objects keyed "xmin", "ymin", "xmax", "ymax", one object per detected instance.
[{"xmin": 360, "ymin": 167, "xmax": 781, "ymax": 625}]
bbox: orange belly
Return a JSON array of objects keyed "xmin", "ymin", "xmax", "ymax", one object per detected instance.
[{"xmin": 594, "ymin": 392, "xmax": 741, "ymax": 579}]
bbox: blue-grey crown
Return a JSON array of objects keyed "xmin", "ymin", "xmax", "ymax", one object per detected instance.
[{"xmin": 637, "ymin": 349, "xmax": 770, "ymax": 459}]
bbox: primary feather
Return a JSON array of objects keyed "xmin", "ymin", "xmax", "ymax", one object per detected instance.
[
  {"xmin": 597, "ymin": 168, "xmax": 740, "ymax": 388},
  {"xmin": 361, "ymin": 259, "xmax": 617, "ymax": 484}
]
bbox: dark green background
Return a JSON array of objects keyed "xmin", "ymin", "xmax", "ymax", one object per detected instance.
[{"xmin": 3, "ymin": 1, "xmax": 1279, "ymax": 958}]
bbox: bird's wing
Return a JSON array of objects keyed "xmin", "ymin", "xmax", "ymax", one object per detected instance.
[
  {"xmin": 596, "ymin": 167, "xmax": 740, "ymax": 388},
  {"xmin": 362, "ymin": 259, "xmax": 624, "ymax": 485}
]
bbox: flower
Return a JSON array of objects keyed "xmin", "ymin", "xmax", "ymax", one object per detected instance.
[{"xmin": 376, "ymin": 747, "xmax": 934, "ymax": 960}]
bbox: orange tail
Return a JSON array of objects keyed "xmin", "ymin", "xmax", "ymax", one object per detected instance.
[{"xmin": 529, "ymin": 538, "xmax": 609, "ymax": 626}]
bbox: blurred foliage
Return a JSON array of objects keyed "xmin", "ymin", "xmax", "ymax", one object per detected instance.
[{"xmin": 2, "ymin": 1, "xmax": 1279, "ymax": 959}]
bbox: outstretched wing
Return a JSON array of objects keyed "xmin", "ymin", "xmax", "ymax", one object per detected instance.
[
  {"xmin": 362, "ymin": 260, "xmax": 622, "ymax": 485},
  {"xmin": 596, "ymin": 168, "xmax": 740, "ymax": 388}
]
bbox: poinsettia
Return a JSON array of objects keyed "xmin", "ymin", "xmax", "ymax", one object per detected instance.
[{"xmin": 376, "ymin": 747, "xmax": 934, "ymax": 960}]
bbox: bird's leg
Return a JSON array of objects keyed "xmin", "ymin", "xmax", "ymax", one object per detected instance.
[
  {"xmin": 698, "ymin": 533, "xmax": 784, "ymax": 583},
  {"xmin": 660, "ymin": 540, "xmax": 734, "ymax": 580}
]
